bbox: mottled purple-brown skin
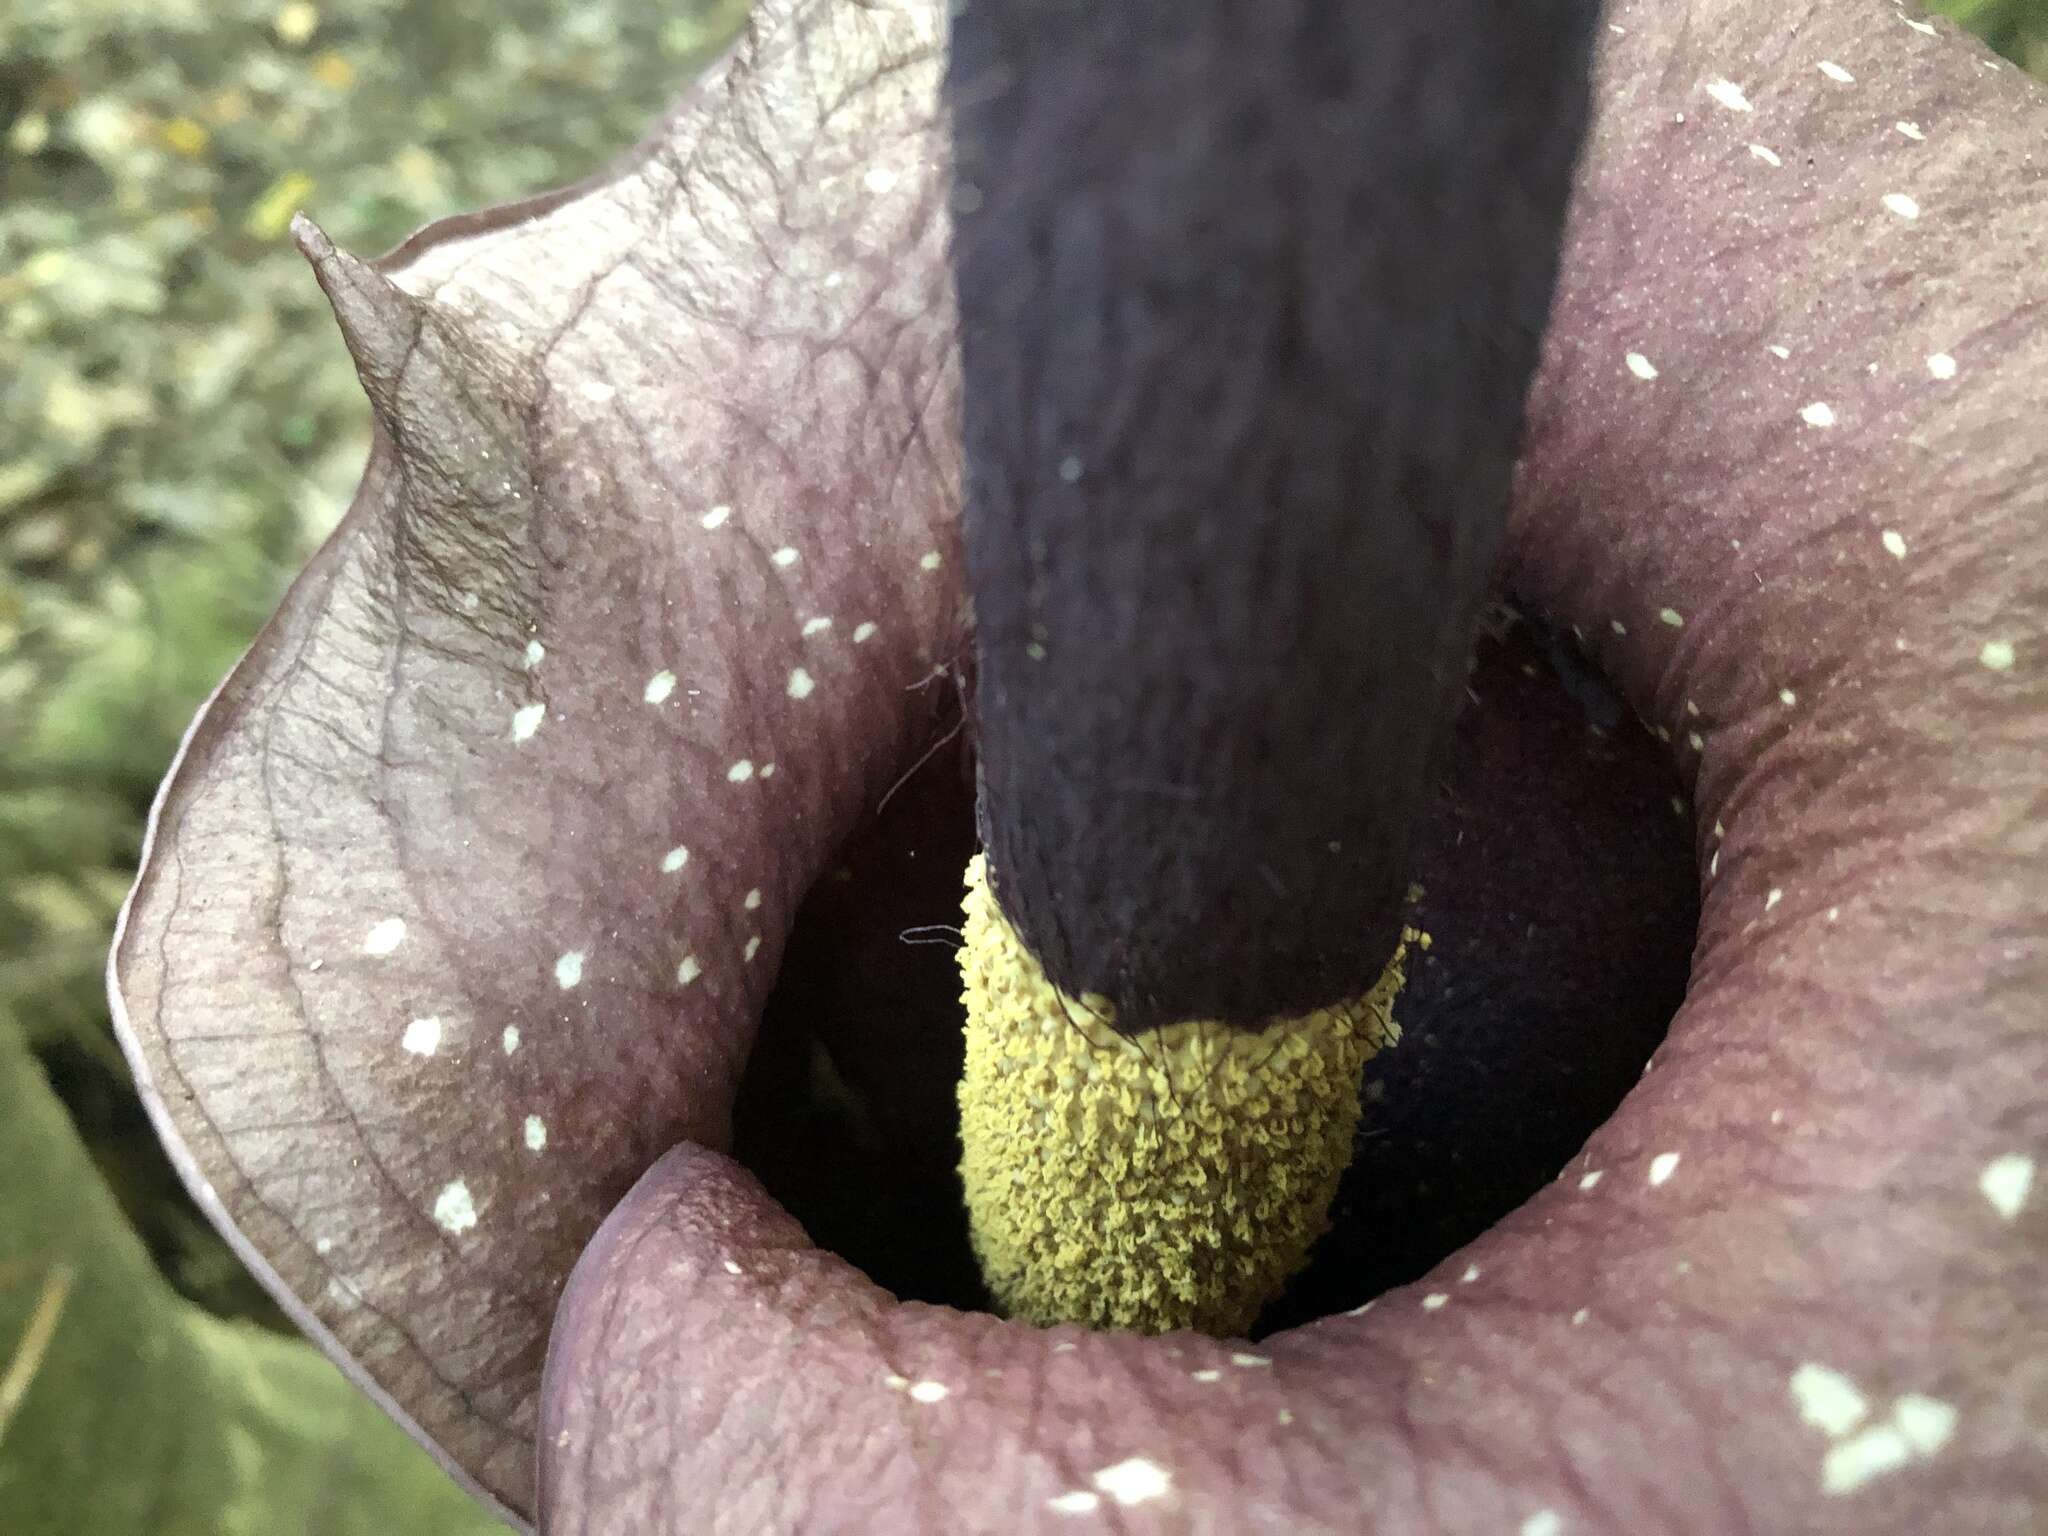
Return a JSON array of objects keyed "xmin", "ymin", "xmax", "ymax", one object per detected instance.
[{"xmin": 107, "ymin": 1, "xmax": 2046, "ymax": 1532}]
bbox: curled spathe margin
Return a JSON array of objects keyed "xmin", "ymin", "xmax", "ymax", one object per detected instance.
[{"xmin": 106, "ymin": 0, "xmax": 963, "ymax": 1520}]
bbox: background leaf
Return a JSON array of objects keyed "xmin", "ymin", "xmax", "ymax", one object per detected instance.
[{"xmin": 0, "ymin": 1015, "xmax": 506, "ymax": 1535}]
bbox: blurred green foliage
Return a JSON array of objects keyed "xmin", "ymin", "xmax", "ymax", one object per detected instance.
[
  {"xmin": 0, "ymin": 0, "xmax": 2041, "ymax": 1531},
  {"xmin": 1946, "ymin": 0, "xmax": 2048, "ymax": 69},
  {"xmin": 1, "ymin": 1004, "xmax": 507, "ymax": 1534}
]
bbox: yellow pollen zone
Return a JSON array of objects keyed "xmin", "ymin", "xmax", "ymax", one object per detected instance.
[{"xmin": 956, "ymin": 854, "xmax": 1408, "ymax": 1337}]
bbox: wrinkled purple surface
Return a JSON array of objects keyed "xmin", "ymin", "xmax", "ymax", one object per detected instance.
[{"xmin": 110, "ymin": 0, "xmax": 2047, "ymax": 1531}]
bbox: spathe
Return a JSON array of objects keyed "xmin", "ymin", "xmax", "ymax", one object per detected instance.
[{"xmin": 110, "ymin": 3, "xmax": 964, "ymax": 1515}]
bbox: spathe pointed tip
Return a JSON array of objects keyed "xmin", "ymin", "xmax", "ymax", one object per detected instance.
[
  {"xmin": 295, "ymin": 216, "xmax": 420, "ymax": 409},
  {"xmin": 289, "ymin": 210, "xmax": 336, "ymax": 264}
]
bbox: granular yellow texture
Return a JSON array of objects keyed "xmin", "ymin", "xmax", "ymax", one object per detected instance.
[{"xmin": 956, "ymin": 854, "xmax": 1408, "ymax": 1337}]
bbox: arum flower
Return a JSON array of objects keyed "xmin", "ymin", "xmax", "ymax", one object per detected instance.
[{"xmin": 112, "ymin": 2, "xmax": 2047, "ymax": 1532}]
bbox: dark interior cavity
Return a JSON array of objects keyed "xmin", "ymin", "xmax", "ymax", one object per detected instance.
[{"xmin": 732, "ymin": 609, "xmax": 1699, "ymax": 1332}]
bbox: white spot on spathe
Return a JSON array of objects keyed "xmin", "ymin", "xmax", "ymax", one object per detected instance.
[
  {"xmin": 555, "ymin": 950, "xmax": 585, "ymax": 989},
  {"xmin": 1092, "ymin": 1458, "xmax": 1171, "ymax": 1507},
  {"xmin": 723, "ymin": 1259, "xmax": 743, "ymax": 1275},
  {"xmin": 1421, "ymin": 1292, "xmax": 1449, "ymax": 1311},
  {"xmin": 1893, "ymin": 1394, "xmax": 1957, "ymax": 1456},
  {"xmin": 1610, "ymin": 619, "xmax": 1627, "ymax": 636},
  {"xmin": 1823, "ymin": 1426, "xmax": 1912, "ymax": 1495},
  {"xmin": 1579, "ymin": 1170, "xmax": 1604, "ymax": 1190},
  {"xmin": 1460, "ymin": 1264, "xmax": 1481, "ymax": 1283},
  {"xmin": 802, "ymin": 616, "xmax": 833, "ymax": 636},
  {"xmin": 363, "ymin": 918, "xmax": 406, "ymax": 956},
  {"xmin": 1818, "ymin": 60, "xmax": 1855, "ymax": 83},
  {"xmin": 787, "ymin": 667, "xmax": 815, "ymax": 700},
  {"xmin": 401, "ymin": 1017, "xmax": 442, "ymax": 1057},
  {"xmin": 1749, "ymin": 143, "xmax": 1783, "ymax": 167},
  {"xmin": 1648, "ymin": 1151, "xmax": 1682, "ymax": 1186},
  {"xmin": 512, "ymin": 702, "xmax": 546, "ymax": 742},
  {"xmin": 1980, "ymin": 1154, "xmax": 2033, "ymax": 1220},
  {"xmin": 434, "ymin": 1180, "xmax": 478, "ymax": 1234},
  {"xmin": 523, "ymin": 638, "xmax": 545, "ymax": 669},
  {"xmin": 1882, "ymin": 529, "xmax": 1908, "ymax": 559},
  {"xmin": 1979, "ymin": 639, "xmax": 2017, "ymax": 673},
  {"xmin": 1926, "ymin": 352, "xmax": 1957, "ymax": 380},
  {"xmin": 727, "ymin": 759, "xmax": 756, "ymax": 782},
  {"xmin": 1881, "ymin": 192, "xmax": 1921, "ymax": 220},
  {"xmin": 853, "ymin": 621, "xmax": 878, "ymax": 643},
  {"xmin": 1792, "ymin": 1363, "xmax": 1870, "ymax": 1438},
  {"xmin": 1659, "ymin": 607, "xmax": 1685, "ymax": 628},
  {"xmin": 700, "ymin": 504, "xmax": 731, "ymax": 530},
  {"xmin": 863, "ymin": 163, "xmax": 899, "ymax": 195},
  {"xmin": 501, "ymin": 1025, "xmax": 520, "ymax": 1054},
  {"xmin": 676, "ymin": 955, "xmax": 701, "ymax": 986},
  {"xmin": 919, "ymin": 550, "xmax": 943, "ymax": 571},
  {"xmin": 1896, "ymin": 120, "xmax": 1926, "ymax": 141},
  {"xmin": 580, "ymin": 380, "xmax": 615, "ymax": 405},
  {"xmin": 1571, "ymin": 1307, "xmax": 1590, "ymax": 1326},
  {"xmin": 1766, "ymin": 888, "xmax": 1783, "ymax": 911},
  {"xmin": 1779, "ymin": 687, "xmax": 1799, "ymax": 707},
  {"xmin": 759, "ymin": 763, "xmax": 776, "ymax": 778},
  {"xmin": 661, "ymin": 845, "xmax": 689, "ymax": 874},
  {"xmin": 644, "ymin": 670, "xmax": 677, "ymax": 705},
  {"xmin": 1768, "ymin": 343, "xmax": 1791, "ymax": 359},
  {"xmin": 769, "ymin": 546, "xmax": 801, "ymax": 571},
  {"xmin": 524, "ymin": 1114, "xmax": 547, "ymax": 1153},
  {"xmin": 1190, "ymin": 1368, "xmax": 1222, "ymax": 1383},
  {"xmin": 743, "ymin": 935, "xmax": 762, "ymax": 962},
  {"xmin": 1047, "ymin": 1492, "xmax": 1100, "ymax": 1516},
  {"xmin": 1058, "ymin": 453, "xmax": 1084, "ymax": 483},
  {"xmin": 1904, "ymin": 15, "xmax": 1936, "ymax": 34},
  {"xmin": 314, "ymin": 1236, "xmax": 333, "ymax": 1256},
  {"xmin": 744, "ymin": 888, "xmax": 763, "ymax": 911},
  {"xmin": 1800, "ymin": 401, "xmax": 1837, "ymax": 428},
  {"xmin": 908, "ymin": 1380, "xmax": 949, "ymax": 1404},
  {"xmin": 1231, "ymin": 1353, "xmax": 1272, "ymax": 1367},
  {"xmin": 1522, "ymin": 1513, "xmax": 1564, "ymax": 1536},
  {"xmin": 1626, "ymin": 352, "xmax": 1659, "ymax": 380},
  {"xmin": 1705, "ymin": 78, "xmax": 1753, "ymax": 112}
]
